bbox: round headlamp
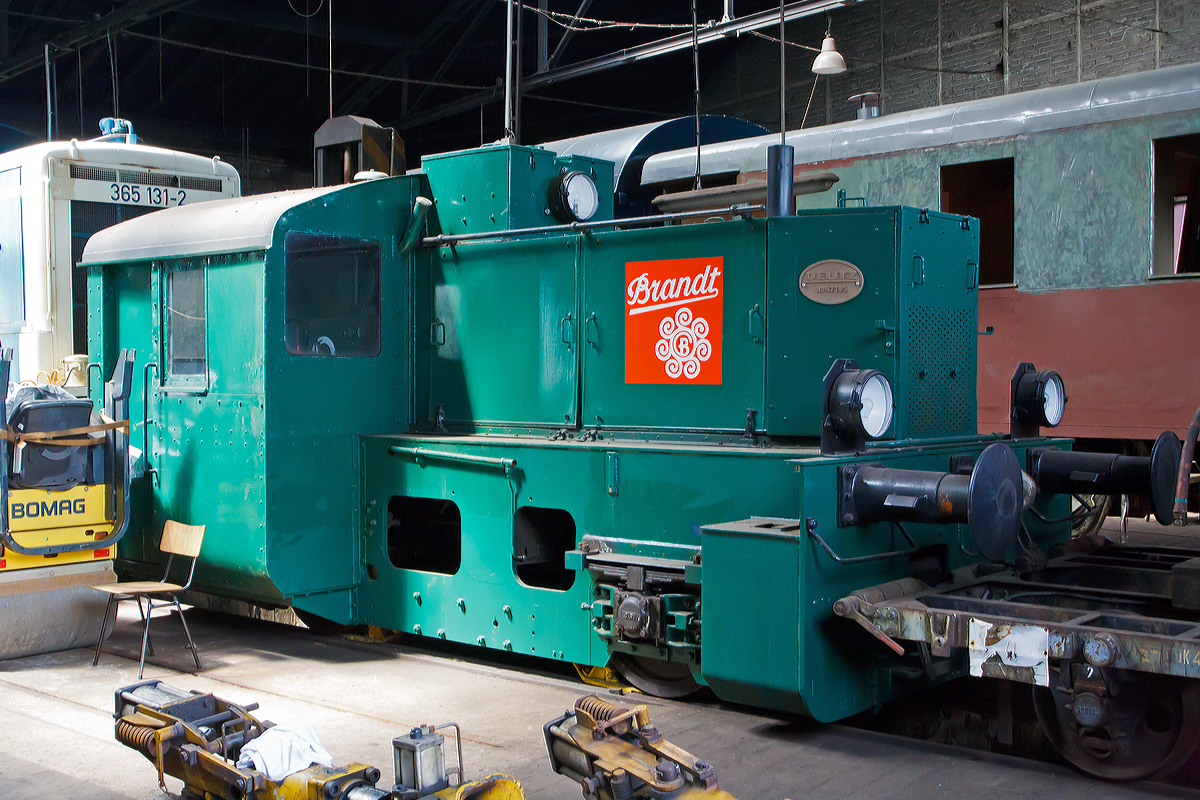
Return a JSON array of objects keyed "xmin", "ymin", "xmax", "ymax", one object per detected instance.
[
  {"xmin": 548, "ymin": 170, "xmax": 600, "ymax": 223},
  {"xmin": 829, "ymin": 368, "xmax": 894, "ymax": 442},
  {"xmin": 1014, "ymin": 368, "xmax": 1066, "ymax": 428}
]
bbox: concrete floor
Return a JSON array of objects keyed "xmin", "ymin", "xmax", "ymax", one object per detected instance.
[{"xmin": 1, "ymin": 602, "xmax": 1196, "ymax": 800}]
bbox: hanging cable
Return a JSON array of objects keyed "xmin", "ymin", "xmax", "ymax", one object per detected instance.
[
  {"xmin": 327, "ymin": 0, "xmax": 333, "ymax": 119},
  {"xmin": 752, "ymin": 30, "xmax": 996, "ymax": 75},
  {"xmin": 287, "ymin": 0, "xmax": 324, "ymax": 18},
  {"xmin": 778, "ymin": 0, "xmax": 785, "ymax": 142},
  {"xmin": 106, "ymin": 30, "xmax": 118, "ymax": 116},
  {"xmin": 76, "ymin": 45, "xmax": 83, "ymax": 135},
  {"xmin": 800, "ymin": 72, "xmax": 818, "ymax": 128},
  {"xmin": 516, "ymin": 2, "xmax": 692, "ymax": 32},
  {"xmin": 691, "ymin": 0, "xmax": 701, "ymax": 190}
]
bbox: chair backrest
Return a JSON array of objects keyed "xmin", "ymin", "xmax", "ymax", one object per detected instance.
[{"xmin": 161, "ymin": 520, "xmax": 205, "ymax": 558}]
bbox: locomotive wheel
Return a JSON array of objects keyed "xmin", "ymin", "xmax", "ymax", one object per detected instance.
[
  {"xmin": 611, "ymin": 654, "xmax": 700, "ymax": 699},
  {"xmin": 1033, "ymin": 671, "xmax": 1200, "ymax": 780}
]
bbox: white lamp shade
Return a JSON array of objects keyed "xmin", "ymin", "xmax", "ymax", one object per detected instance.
[{"xmin": 812, "ymin": 35, "xmax": 847, "ymax": 75}]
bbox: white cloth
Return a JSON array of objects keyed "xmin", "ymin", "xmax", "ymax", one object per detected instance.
[{"xmin": 236, "ymin": 720, "xmax": 334, "ymax": 782}]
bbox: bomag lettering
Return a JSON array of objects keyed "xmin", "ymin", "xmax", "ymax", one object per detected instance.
[{"xmin": 8, "ymin": 498, "xmax": 87, "ymax": 519}]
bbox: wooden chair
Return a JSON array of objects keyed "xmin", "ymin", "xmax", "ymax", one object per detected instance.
[{"xmin": 91, "ymin": 520, "xmax": 205, "ymax": 678}]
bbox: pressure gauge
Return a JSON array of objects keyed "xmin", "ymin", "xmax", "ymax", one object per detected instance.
[{"xmin": 548, "ymin": 171, "xmax": 600, "ymax": 222}]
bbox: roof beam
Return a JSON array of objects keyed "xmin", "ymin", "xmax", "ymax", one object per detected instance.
[
  {"xmin": 393, "ymin": 0, "xmax": 856, "ymax": 131},
  {"xmin": 0, "ymin": 0, "xmax": 196, "ymax": 83},
  {"xmin": 408, "ymin": 0, "xmax": 493, "ymax": 114},
  {"xmin": 543, "ymin": 0, "xmax": 593, "ymax": 71},
  {"xmin": 182, "ymin": 1, "xmax": 411, "ymax": 52},
  {"xmin": 525, "ymin": 0, "xmax": 855, "ymax": 91},
  {"xmin": 337, "ymin": 0, "xmax": 486, "ymax": 116}
]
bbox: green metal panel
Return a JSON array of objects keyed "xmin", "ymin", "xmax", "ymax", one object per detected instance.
[
  {"xmin": 702, "ymin": 439, "xmax": 1071, "ymax": 722},
  {"xmin": 359, "ymin": 434, "xmax": 810, "ymax": 663},
  {"xmin": 895, "ymin": 207, "xmax": 979, "ymax": 438},
  {"xmin": 697, "ymin": 520, "xmax": 804, "ymax": 713},
  {"xmin": 93, "ymin": 176, "xmax": 420, "ymax": 609},
  {"xmin": 265, "ymin": 177, "xmax": 416, "ymax": 611},
  {"xmin": 763, "ymin": 211, "xmax": 899, "ymax": 437},
  {"xmin": 418, "ymin": 236, "xmax": 580, "ymax": 428},
  {"xmin": 420, "ymin": 145, "xmax": 614, "ymax": 236},
  {"xmin": 581, "ymin": 219, "xmax": 767, "ymax": 431},
  {"xmin": 146, "ymin": 251, "xmax": 272, "ymax": 599}
]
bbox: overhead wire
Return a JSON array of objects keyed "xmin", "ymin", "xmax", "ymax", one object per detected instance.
[
  {"xmin": 752, "ymin": 30, "xmax": 996, "ymax": 76},
  {"xmin": 1027, "ymin": 2, "xmax": 1166, "ymax": 35},
  {"xmin": 515, "ymin": 2, "xmax": 692, "ymax": 32},
  {"xmin": 118, "ymin": 30, "xmax": 491, "ymax": 90}
]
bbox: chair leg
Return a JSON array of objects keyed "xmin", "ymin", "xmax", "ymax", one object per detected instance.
[
  {"xmin": 135, "ymin": 596, "xmax": 155, "ymax": 657},
  {"xmin": 92, "ymin": 594, "xmax": 116, "ymax": 666},
  {"xmin": 174, "ymin": 596, "xmax": 201, "ymax": 670},
  {"xmin": 138, "ymin": 597, "xmax": 153, "ymax": 680}
]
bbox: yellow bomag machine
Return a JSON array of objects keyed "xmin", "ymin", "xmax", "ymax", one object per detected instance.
[
  {"xmin": 113, "ymin": 680, "xmax": 524, "ymax": 800},
  {"xmin": 1, "ymin": 349, "xmax": 134, "ymax": 659},
  {"xmin": 113, "ymin": 680, "xmax": 738, "ymax": 800}
]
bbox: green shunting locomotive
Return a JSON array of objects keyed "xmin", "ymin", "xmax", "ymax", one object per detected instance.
[{"xmin": 80, "ymin": 141, "xmax": 1198, "ymax": 780}]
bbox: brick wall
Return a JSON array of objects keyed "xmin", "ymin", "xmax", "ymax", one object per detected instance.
[{"xmin": 703, "ymin": 0, "xmax": 1199, "ymax": 130}]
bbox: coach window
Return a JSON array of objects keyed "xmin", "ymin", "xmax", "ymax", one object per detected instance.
[
  {"xmin": 1152, "ymin": 134, "xmax": 1200, "ymax": 277},
  {"xmin": 165, "ymin": 263, "xmax": 207, "ymax": 379},
  {"xmin": 284, "ymin": 231, "xmax": 381, "ymax": 357},
  {"xmin": 940, "ymin": 158, "xmax": 1014, "ymax": 286}
]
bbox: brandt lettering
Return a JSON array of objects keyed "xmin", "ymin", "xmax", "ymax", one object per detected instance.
[{"xmin": 798, "ymin": 259, "xmax": 864, "ymax": 305}]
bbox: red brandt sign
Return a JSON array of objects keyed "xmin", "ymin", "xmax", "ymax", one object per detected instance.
[{"xmin": 625, "ymin": 257, "xmax": 723, "ymax": 385}]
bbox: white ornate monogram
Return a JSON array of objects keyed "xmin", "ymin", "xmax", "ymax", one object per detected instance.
[{"xmin": 655, "ymin": 307, "xmax": 711, "ymax": 380}]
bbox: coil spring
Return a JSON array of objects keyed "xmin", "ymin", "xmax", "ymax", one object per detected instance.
[
  {"xmin": 116, "ymin": 718, "xmax": 157, "ymax": 755},
  {"xmin": 575, "ymin": 695, "xmax": 625, "ymax": 721}
]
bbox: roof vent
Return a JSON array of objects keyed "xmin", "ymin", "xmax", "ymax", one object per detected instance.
[{"xmin": 849, "ymin": 93, "xmax": 882, "ymax": 120}]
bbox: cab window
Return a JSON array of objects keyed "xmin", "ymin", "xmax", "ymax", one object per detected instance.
[
  {"xmin": 165, "ymin": 264, "xmax": 207, "ymax": 378},
  {"xmin": 284, "ymin": 231, "xmax": 381, "ymax": 357}
]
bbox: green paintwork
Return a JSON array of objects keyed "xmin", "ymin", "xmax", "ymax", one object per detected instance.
[
  {"xmin": 764, "ymin": 208, "xmax": 978, "ymax": 439},
  {"xmin": 418, "ymin": 236, "xmax": 580, "ymax": 428},
  {"xmin": 421, "ymin": 145, "xmax": 614, "ymax": 236},
  {"xmin": 90, "ymin": 177, "xmax": 419, "ymax": 614},
  {"xmin": 701, "ymin": 439, "xmax": 1066, "ymax": 722},
  {"xmin": 581, "ymin": 221, "xmax": 767, "ymax": 431},
  {"xmin": 87, "ymin": 142, "xmax": 1075, "ymax": 724},
  {"xmin": 359, "ymin": 434, "xmax": 811, "ymax": 666}
]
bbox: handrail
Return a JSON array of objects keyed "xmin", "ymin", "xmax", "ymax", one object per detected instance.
[
  {"xmin": 388, "ymin": 445, "xmax": 517, "ymax": 476},
  {"xmin": 421, "ymin": 204, "xmax": 764, "ymax": 248},
  {"xmin": 142, "ymin": 362, "xmax": 158, "ymax": 474},
  {"xmin": 804, "ymin": 516, "xmax": 918, "ymax": 566}
]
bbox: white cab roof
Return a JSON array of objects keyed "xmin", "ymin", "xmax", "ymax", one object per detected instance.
[{"xmin": 81, "ymin": 185, "xmax": 341, "ymax": 264}]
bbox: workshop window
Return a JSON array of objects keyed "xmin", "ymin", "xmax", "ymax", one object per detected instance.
[
  {"xmin": 284, "ymin": 231, "xmax": 381, "ymax": 357},
  {"xmin": 387, "ymin": 496, "xmax": 461, "ymax": 575},
  {"xmin": 1153, "ymin": 134, "xmax": 1200, "ymax": 276},
  {"xmin": 513, "ymin": 506, "xmax": 576, "ymax": 591},
  {"xmin": 940, "ymin": 158, "xmax": 1014, "ymax": 286},
  {"xmin": 165, "ymin": 264, "xmax": 207, "ymax": 378}
]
